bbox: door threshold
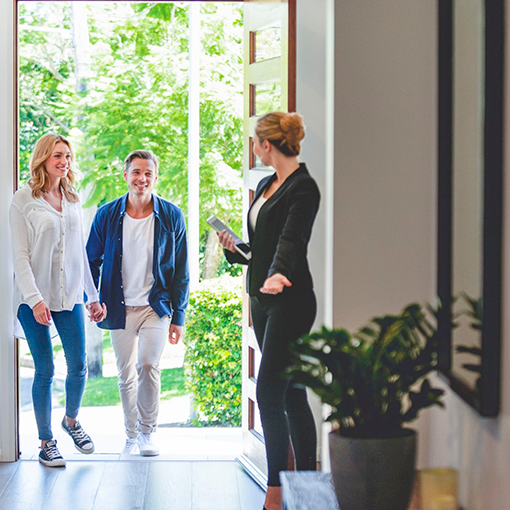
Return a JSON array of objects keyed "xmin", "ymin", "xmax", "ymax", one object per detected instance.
[{"xmin": 236, "ymin": 454, "xmax": 267, "ymax": 491}]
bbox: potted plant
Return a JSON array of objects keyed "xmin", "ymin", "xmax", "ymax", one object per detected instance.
[{"xmin": 287, "ymin": 303, "xmax": 449, "ymax": 510}]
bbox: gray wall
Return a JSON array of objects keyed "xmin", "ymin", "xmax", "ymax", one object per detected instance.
[{"xmin": 331, "ymin": 0, "xmax": 437, "ymax": 329}]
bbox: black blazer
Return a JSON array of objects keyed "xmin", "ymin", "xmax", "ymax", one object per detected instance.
[{"xmin": 226, "ymin": 163, "xmax": 320, "ymax": 299}]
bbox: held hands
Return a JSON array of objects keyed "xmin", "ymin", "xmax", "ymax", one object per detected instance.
[
  {"xmin": 32, "ymin": 301, "xmax": 52, "ymax": 326},
  {"xmin": 86, "ymin": 301, "xmax": 108, "ymax": 323},
  {"xmin": 260, "ymin": 273, "xmax": 292, "ymax": 295},
  {"xmin": 217, "ymin": 230, "xmax": 236, "ymax": 254},
  {"xmin": 168, "ymin": 324, "xmax": 183, "ymax": 345},
  {"xmin": 33, "ymin": 301, "xmax": 107, "ymax": 325}
]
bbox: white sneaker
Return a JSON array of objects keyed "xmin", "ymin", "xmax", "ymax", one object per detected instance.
[
  {"xmin": 121, "ymin": 438, "xmax": 138, "ymax": 455},
  {"xmin": 137, "ymin": 432, "xmax": 159, "ymax": 457}
]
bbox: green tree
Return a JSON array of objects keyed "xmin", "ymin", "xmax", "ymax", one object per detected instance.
[
  {"xmin": 76, "ymin": 3, "xmax": 190, "ymax": 209},
  {"xmin": 18, "ymin": 3, "xmax": 76, "ymax": 183},
  {"xmin": 18, "ymin": 2, "xmax": 244, "ymax": 277},
  {"xmin": 199, "ymin": 3, "xmax": 244, "ymax": 278}
]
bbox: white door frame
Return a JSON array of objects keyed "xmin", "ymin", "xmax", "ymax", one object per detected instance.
[
  {"xmin": 0, "ymin": 0, "xmax": 17, "ymax": 463},
  {"xmin": 0, "ymin": 0, "xmax": 335, "ymax": 463}
]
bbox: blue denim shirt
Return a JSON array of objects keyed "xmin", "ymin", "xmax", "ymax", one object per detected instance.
[{"xmin": 86, "ymin": 193, "xmax": 189, "ymax": 329}]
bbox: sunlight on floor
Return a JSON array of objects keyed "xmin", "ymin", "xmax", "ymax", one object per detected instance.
[{"xmin": 20, "ymin": 392, "xmax": 242, "ymax": 462}]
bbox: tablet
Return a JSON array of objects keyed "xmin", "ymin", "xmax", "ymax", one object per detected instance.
[{"xmin": 207, "ymin": 215, "xmax": 251, "ymax": 261}]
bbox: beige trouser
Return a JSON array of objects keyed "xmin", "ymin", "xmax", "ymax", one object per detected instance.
[{"xmin": 110, "ymin": 305, "xmax": 170, "ymax": 438}]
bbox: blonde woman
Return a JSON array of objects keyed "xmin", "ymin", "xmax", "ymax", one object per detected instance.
[
  {"xmin": 218, "ymin": 112, "xmax": 320, "ymax": 510},
  {"xmin": 10, "ymin": 133, "xmax": 107, "ymax": 467}
]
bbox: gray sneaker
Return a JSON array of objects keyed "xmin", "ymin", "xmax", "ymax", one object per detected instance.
[
  {"xmin": 39, "ymin": 439, "xmax": 66, "ymax": 468},
  {"xmin": 61, "ymin": 417, "xmax": 95, "ymax": 454},
  {"xmin": 137, "ymin": 432, "xmax": 159, "ymax": 456}
]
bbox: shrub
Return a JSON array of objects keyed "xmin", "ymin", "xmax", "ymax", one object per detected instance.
[{"xmin": 184, "ymin": 275, "xmax": 243, "ymax": 426}]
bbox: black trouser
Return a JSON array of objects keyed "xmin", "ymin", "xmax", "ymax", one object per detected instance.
[{"xmin": 250, "ymin": 292, "xmax": 318, "ymax": 487}]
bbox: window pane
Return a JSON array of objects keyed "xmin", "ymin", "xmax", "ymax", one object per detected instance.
[
  {"xmin": 254, "ymin": 24, "xmax": 281, "ymax": 62},
  {"xmin": 254, "ymin": 81, "xmax": 281, "ymax": 116},
  {"xmin": 249, "ymin": 398, "xmax": 263, "ymax": 436}
]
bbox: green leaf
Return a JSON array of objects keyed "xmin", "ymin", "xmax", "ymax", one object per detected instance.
[{"xmin": 287, "ymin": 301, "xmax": 449, "ymax": 435}]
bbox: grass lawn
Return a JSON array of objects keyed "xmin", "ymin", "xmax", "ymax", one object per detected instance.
[{"xmin": 60, "ymin": 367, "xmax": 188, "ymax": 407}]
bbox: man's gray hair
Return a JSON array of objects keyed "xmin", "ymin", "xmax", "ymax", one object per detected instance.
[{"xmin": 124, "ymin": 150, "xmax": 159, "ymax": 173}]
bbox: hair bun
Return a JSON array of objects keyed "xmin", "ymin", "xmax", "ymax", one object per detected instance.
[
  {"xmin": 255, "ymin": 111, "xmax": 306, "ymax": 157},
  {"xmin": 280, "ymin": 113, "xmax": 305, "ymax": 148}
]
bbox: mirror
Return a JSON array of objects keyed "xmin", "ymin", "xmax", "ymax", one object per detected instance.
[
  {"xmin": 437, "ymin": 0, "xmax": 503, "ymax": 416},
  {"xmin": 451, "ymin": 0, "xmax": 484, "ymax": 393}
]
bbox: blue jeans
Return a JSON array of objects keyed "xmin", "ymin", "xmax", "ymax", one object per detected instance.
[{"xmin": 17, "ymin": 304, "xmax": 87, "ymax": 440}]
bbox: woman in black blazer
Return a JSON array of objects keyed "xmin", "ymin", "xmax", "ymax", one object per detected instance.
[{"xmin": 219, "ymin": 112, "xmax": 320, "ymax": 510}]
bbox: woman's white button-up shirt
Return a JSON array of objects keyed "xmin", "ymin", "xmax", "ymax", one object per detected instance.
[{"xmin": 10, "ymin": 185, "xmax": 99, "ymax": 313}]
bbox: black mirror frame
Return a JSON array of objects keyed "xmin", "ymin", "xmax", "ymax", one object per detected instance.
[{"xmin": 437, "ymin": 0, "xmax": 504, "ymax": 417}]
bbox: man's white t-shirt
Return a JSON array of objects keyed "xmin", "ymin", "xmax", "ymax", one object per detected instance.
[{"xmin": 122, "ymin": 213, "xmax": 155, "ymax": 306}]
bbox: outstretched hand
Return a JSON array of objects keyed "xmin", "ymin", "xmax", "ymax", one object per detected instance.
[{"xmin": 260, "ymin": 273, "xmax": 292, "ymax": 295}]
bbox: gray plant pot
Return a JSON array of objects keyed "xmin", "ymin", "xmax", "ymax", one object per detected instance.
[{"xmin": 329, "ymin": 429, "xmax": 417, "ymax": 510}]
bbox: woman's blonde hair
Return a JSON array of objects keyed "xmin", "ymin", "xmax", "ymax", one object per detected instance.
[
  {"xmin": 255, "ymin": 112, "xmax": 305, "ymax": 157},
  {"xmin": 28, "ymin": 133, "xmax": 79, "ymax": 203}
]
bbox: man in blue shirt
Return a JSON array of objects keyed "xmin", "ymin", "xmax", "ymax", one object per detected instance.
[{"xmin": 86, "ymin": 150, "xmax": 189, "ymax": 456}]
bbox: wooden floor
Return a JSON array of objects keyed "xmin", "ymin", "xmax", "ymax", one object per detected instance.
[{"xmin": 0, "ymin": 460, "xmax": 265, "ymax": 510}]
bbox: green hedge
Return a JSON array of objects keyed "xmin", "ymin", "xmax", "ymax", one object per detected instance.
[{"xmin": 184, "ymin": 275, "xmax": 243, "ymax": 426}]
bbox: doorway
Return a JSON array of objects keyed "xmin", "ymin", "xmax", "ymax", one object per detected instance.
[{"xmin": 16, "ymin": 0, "xmax": 245, "ymax": 461}]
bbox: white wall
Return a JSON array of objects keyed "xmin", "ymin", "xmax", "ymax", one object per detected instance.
[
  {"xmin": 0, "ymin": 0, "xmax": 17, "ymax": 462},
  {"xmin": 297, "ymin": 0, "xmax": 332, "ymax": 330},
  {"xmin": 296, "ymin": 0, "xmax": 334, "ymax": 463}
]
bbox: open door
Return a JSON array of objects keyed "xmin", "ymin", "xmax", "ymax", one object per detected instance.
[{"xmin": 236, "ymin": 0, "xmax": 296, "ymax": 489}]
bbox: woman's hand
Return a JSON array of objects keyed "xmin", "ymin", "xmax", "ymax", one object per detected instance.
[
  {"xmin": 217, "ymin": 230, "xmax": 236, "ymax": 254},
  {"xmin": 86, "ymin": 301, "xmax": 107, "ymax": 323},
  {"xmin": 260, "ymin": 273, "xmax": 292, "ymax": 295},
  {"xmin": 33, "ymin": 301, "xmax": 52, "ymax": 326}
]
